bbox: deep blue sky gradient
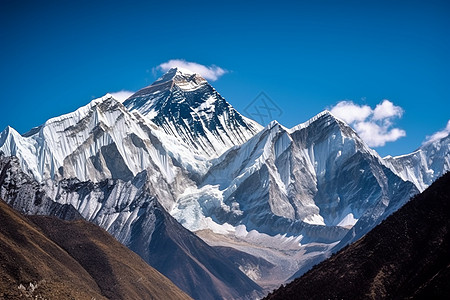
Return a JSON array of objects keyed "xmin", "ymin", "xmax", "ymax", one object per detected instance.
[{"xmin": 1, "ymin": 0, "xmax": 449, "ymax": 156}]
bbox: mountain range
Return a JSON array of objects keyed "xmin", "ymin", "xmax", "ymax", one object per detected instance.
[{"xmin": 0, "ymin": 67, "xmax": 449, "ymax": 299}]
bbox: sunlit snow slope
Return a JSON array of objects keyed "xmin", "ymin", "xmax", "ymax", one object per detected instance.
[
  {"xmin": 174, "ymin": 111, "xmax": 417, "ymax": 242},
  {"xmin": 384, "ymin": 133, "xmax": 450, "ymax": 192},
  {"xmin": 0, "ymin": 95, "xmax": 191, "ymax": 188}
]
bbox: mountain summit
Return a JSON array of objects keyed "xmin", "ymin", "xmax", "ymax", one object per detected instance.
[{"xmin": 123, "ymin": 67, "xmax": 263, "ymax": 158}]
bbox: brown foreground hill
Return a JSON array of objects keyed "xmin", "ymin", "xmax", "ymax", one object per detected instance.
[
  {"xmin": 0, "ymin": 199, "xmax": 191, "ymax": 300},
  {"xmin": 265, "ymin": 172, "xmax": 450, "ymax": 300}
]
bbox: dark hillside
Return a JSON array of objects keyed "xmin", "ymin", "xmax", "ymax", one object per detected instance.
[
  {"xmin": 0, "ymin": 199, "xmax": 105, "ymax": 299},
  {"xmin": 29, "ymin": 215, "xmax": 192, "ymax": 300},
  {"xmin": 0, "ymin": 199, "xmax": 191, "ymax": 300},
  {"xmin": 265, "ymin": 172, "xmax": 450, "ymax": 300}
]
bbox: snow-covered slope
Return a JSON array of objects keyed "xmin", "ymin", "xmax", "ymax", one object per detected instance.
[
  {"xmin": 171, "ymin": 111, "xmax": 418, "ymax": 283},
  {"xmin": 174, "ymin": 111, "xmax": 416, "ymax": 236},
  {"xmin": 123, "ymin": 67, "xmax": 263, "ymax": 158},
  {"xmin": 0, "ymin": 94, "xmax": 197, "ymax": 210},
  {"xmin": 384, "ymin": 133, "xmax": 450, "ymax": 192}
]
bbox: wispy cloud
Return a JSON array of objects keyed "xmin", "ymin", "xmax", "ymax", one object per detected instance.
[
  {"xmin": 330, "ymin": 99, "xmax": 406, "ymax": 147},
  {"xmin": 156, "ymin": 59, "xmax": 227, "ymax": 81},
  {"xmin": 110, "ymin": 90, "xmax": 134, "ymax": 102},
  {"xmin": 423, "ymin": 120, "xmax": 450, "ymax": 145}
]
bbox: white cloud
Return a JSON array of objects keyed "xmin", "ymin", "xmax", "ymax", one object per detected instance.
[
  {"xmin": 354, "ymin": 121, "xmax": 406, "ymax": 147},
  {"xmin": 110, "ymin": 90, "xmax": 134, "ymax": 102},
  {"xmin": 423, "ymin": 120, "xmax": 450, "ymax": 145},
  {"xmin": 329, "ymin": 99, "xmax": 406, "ymax": 147},
  {"xmin": 156, "ymin": 59, "xmax": 227, "ymax": 81},
  {"xmin": 330, "ymin": 101, "xmax": 372, "ymax": 123},
  {"xmin": 373, "ymin": 99, "xmax": 403, "ymax": 120}
]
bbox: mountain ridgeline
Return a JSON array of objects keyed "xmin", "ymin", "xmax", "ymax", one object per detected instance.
[{"xmin": 0, "ymin": 67, "xmax": 449, "ymax": 299}]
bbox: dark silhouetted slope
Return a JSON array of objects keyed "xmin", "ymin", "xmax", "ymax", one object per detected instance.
[
  {"xmin": 0, "ymin": 199, "xmax": 192, "ymax": 300},
  {"xmin": 0, "ymin": 199, "xmax": 105, "ymax": 299},
  {"xmin": 29, "ymin": 215, "xmax": 192, "ymax": 300},
  {"xmin": 265, "ymin": 172, "xmax": 450, "ymax": 300}
]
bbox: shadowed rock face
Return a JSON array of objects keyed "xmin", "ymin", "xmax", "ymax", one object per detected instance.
[
  {"xmin": 0, "ymin": 154, "xmax": 82, "ymax": 220},
  {"xmin": 264, "ymin": 172, "xmax": 450, "ymax": 300},
  {"xmin": 0, "ymin": 199, "xmax": 192, "ymax": 300}
]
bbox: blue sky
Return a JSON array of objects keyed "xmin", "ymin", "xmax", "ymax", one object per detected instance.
[{"xmin": 1, "ymin": 0, "xmax": 449, "ymax": 156}]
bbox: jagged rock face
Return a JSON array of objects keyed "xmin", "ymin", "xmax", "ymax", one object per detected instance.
[
  {"xmin": 173, "ymin": 112, "xmax": 418, "ymax": 247},
  {"xmin": 124, "ymin": 68, "xmax": 263, "ymax": 158},
  {"xmin": 43, "ymin": 173, "xmax": 159, "ymax": 246},
  {"xmin": 384, "ymin": 134, "xmax": 450, "ymax": 192},
  {"xmin": 0, "ymin": 154, "xmax": 82, "ymax": 220}
]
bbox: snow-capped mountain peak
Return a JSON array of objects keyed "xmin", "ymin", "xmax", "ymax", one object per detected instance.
[
  {"xmin": 384, "ymin": 132, "xmax": 450, "ymax": 191},
  {"xmin": 123, "ymin": 68, "xmax": 263, "ymax": 158},
  {"xmin": 289, "ymin": 110, "xmax": 346, "ymax": 133},
  {"xmin": 150, "ymin": 67, "xmax": 207, "ymax": 92},
  {"xmin": 1, "ymin": 76, "xmax": 446, "ymax": 293}
]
